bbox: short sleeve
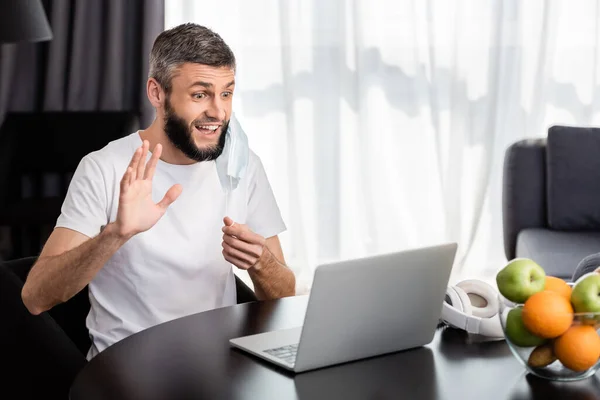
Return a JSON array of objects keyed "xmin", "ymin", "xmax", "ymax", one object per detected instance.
[
  {"xmin": 245, "ymin": 155, "xmax": 286, "ymax": 238},
  {"xmin": 55, "ymin": 155, "xmax": 109, "ymax": 238}
]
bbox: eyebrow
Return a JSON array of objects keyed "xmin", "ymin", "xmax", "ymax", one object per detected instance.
[{"xmin": 189, "ymin": 80, "xmax": 235, "ymax": 89}]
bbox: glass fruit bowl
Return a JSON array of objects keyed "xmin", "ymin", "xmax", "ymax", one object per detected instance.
[{"xmin": 499, "ymin": 294, "xmax": 600, "ymax": 382}]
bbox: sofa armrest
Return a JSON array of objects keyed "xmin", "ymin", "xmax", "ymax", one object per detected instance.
[
  {"xmin": 572, "ymin": 252, "xmax": 600, "ymax": 282},
  {"xmin": 503, "ymin": 138, "xmax": 548, "ymax": 260}
]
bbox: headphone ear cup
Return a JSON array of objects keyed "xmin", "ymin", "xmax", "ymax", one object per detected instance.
[
  {"xmin": 455, "ymin": 279, "xmax": 499, "ymax": 319},
  {"xmin": 452, "ymin": 286, "xmax": 473, "ymax": 316},
  {"xmin": 445, "ymin": 286, "xmax": 464, "ymax": 312}
]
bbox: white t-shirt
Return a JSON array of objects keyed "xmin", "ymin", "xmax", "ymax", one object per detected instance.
[{"xmin": 55, "ymin": 132, "xmax": 286, "ymax": 360}]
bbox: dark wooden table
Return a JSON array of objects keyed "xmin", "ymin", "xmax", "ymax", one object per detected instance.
[{"xmin": 70, "ymin": 296, "xmax": 600, "ymax": 400}]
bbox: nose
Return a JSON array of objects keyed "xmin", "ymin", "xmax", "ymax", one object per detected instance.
[{"xmin": 204, "ymin": 97, "xmax": 227, "ymax": 122}]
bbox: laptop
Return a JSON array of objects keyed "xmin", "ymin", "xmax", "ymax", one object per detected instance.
[{"xmin": 229, "ymin": 242, "xmax": 457, "ymax": 373}]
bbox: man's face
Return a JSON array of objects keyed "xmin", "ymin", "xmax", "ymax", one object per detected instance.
[{"xmin": 162, "ymin": 63, "xmax": 235, "ymax": 162}]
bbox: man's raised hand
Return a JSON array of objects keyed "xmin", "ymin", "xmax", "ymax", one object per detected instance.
[{"xmin": 114, "ymin": 140, "xmax": 182, "ymax": 238}]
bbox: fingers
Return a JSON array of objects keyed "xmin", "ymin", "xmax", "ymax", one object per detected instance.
[
  {"xmin": 127, "ymin": 140, "xmax": 160, "ymax": 184},
  {"xmin": 222, "ymin": 242, "xmax": 258, "ymax": 268},
  {"xmin": 222, "ymin": 248, "xmax": 252, "ymax": 270},
  {"xmin": 222, "ymin": 234, "xmax": 263, "ymax": 259},
  {"xmin": 222, "ymin": 230, "xmax": 264, "ymax": 270},
  {"xmin": 223, "ymin": 217, "xmax": 237, "ymax": 239},
  {"xmin": 157, "ymin": 184, "xmax": 183, "ymax": 209},
  {"xmin": 222, "ymin": 224, "xmax": 264, "ymax": 245},
  {"xmin": 144, "ymin": 143, "xmax": 162, "ymax": 180},
  {"xmin": 120, "ymin": 167, "xmax": 133, "ymax": 193},
  {"xmin": 136, "ymin": 140, "xmax": 149, "ymax": 180},
  {"xmin": 223, "ymin": 216, "xmax": 235, "ymax": 227},
  {"xmin": 127, "ymin": 147, "xmax": 142, "ymax": 182},
  {"xmin": 223, "ymin": 255, "xmax": 251, "ymax": 270}
]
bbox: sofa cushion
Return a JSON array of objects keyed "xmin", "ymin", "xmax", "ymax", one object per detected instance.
[
  {"xmin": 546, "ymin": 125, "xmax": 600, "ymax": 230},
  {"xmin": 516, "ymin": 228, "xmax": 600, "ymax": 278}
]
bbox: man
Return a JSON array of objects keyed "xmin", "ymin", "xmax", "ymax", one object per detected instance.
[{"xmin": 21, "ymin": 23, "xmax": 295, "ymax": 360}]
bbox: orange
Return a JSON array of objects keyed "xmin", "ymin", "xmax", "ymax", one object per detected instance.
[
  {"xmin": 522, "ymin": 291, "xmax": 573, "ymax": 339},
  {"xmin": 544, "ymin": 276, "xmax": 572, "ymax": 300},
  {"xmin": 554, "ymin": 325, "xmax": 600, "ymax": 371}
]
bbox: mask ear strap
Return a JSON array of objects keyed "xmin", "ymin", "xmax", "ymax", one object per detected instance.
[{"xmin": 225, "ymin": 175, "xmax": 233, "ymax": 218}]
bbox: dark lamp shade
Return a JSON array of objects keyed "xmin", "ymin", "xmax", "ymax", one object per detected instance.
[{"xmin": 0, "ymin": 0, "xmax": 53, "ymax": 44}]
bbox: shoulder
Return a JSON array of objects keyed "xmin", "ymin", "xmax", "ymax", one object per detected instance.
[
  {"xmin": 244, "ymin": 149, "xmax": 271, "ymax": 184},
  {"xmin": 247, "ymin": 149, "xmax": 267, "ymax": 175},
  {"xmin": 82, "ymin": 132, "xmax": 138, "ymax": 170},
  {"xmin": 243, "ymin": 149, "xmax": 278, "ymax": 197}
]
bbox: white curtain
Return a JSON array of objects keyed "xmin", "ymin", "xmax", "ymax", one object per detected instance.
[{"xmin": 166, "ymin": 0, "xmax": 600, "ymax": 293}]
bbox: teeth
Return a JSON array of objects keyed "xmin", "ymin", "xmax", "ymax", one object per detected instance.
[{"xmin": 197, "ymin": 125, "xmax": 218, "ymax": 131}]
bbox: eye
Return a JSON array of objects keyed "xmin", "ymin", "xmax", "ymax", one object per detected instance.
[
  {"xmin": 222, "ymin": 91, "xmax": 233, "ymax": 98},
  {"xmin": 192, "ymin": 93, "xmax": 206, "ymax": 99}
]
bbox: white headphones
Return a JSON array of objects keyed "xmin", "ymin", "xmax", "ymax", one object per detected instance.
[{"xmin": 440, "ymin": 279, "xmax": 504, "ymax": 339}]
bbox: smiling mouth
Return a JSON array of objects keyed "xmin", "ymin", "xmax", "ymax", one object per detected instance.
[{"xmin": 194, "ymin": 124, "xmax": 221, "ymax": 135}]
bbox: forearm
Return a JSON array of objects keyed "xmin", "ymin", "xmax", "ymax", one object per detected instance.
[
  {"xmin": 248, "ymin": 248, "xmax": 296, "ymax": 300},
  {"xmin": 22, "ymin": 223, "xmax": 129, "ymax": 315}
]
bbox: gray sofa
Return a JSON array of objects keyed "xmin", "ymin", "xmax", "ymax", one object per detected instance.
[{"xmin": 502, "ymin": 126, "xmax": 600, "ymax": 280}]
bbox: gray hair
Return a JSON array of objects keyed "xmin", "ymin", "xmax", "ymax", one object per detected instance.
[{"xmin": 148, "ymin": 23, "xmax": 236, "ymax": 94}]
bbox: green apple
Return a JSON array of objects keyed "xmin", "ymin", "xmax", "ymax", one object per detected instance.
[
  {"xmin": 505, "ymin": 308, "xmax": 546, "ymax": 347},
  {"xmin": 571, "ymin": 273, "xmax": 600, "ymax": 313},
  {"xmin": 496, "ymin": 258, "xmax": 546, "ymax": 304},
  {"xmin": 574, "ymin": 271, "xmax": 600, "ymax": 287}
]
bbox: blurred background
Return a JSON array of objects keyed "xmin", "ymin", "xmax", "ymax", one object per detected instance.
[
  {"xmin": 2, "ymin": 0, "xmax": 600, "ymax": 293},
  {"xmin": 166, "ymin": 0, "xmax": 600, "ymax": 291}
]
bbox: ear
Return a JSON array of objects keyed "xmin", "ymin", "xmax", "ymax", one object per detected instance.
[{"xmin": 147, "ymin": 78, "xmax": 166, "ymax": 109}]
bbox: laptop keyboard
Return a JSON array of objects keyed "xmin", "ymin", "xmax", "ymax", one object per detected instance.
[{"xmin": 264, "ymin": 343, "xmax": 298, "ymax": 365}]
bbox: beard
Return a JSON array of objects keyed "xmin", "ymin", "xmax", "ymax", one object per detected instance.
[{"xmin": 163, "ymin": 97, "xmax": 228, "ymax": 162}]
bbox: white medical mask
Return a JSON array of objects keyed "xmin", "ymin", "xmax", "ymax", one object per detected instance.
[{"xmin": 215, "ymin": 113, "xmax": 249, "ymax": 216}]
